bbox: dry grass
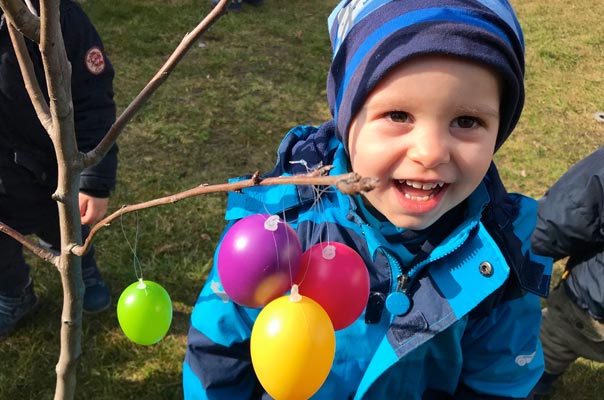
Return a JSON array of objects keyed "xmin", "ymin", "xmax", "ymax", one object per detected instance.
[{"xmin": 1, "ymin": 0, "xmax": 603, "ymax": 399}]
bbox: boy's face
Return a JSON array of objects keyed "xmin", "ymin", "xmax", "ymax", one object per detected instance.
[{"xmin": 348, "ymin": 55, "xmax": 501, "ymax": 230}]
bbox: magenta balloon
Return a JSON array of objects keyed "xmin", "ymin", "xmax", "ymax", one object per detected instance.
[
  {"xmin": 218, "ymin": 214, "xmax": 302, "ymax": 308},
  {"xmin": 297, "ymin": 242, "xmax": 370, "ymax": 330}
]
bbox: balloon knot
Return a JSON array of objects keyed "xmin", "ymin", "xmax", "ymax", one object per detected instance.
[
  {"xmin": 289, "ymin": 284, "xmax": 302, "ymax": 302},
  {"xmin": 264, "ymin": 215, "xmax": 280, "ymax": 231},
  {"xmin": 322, "ymin": 244, "xmax": 336, "ymax": 260}
]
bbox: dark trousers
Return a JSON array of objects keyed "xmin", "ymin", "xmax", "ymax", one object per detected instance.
[
  {"xmin": 540, "ymin": 283, "xmax": 604, "ymax": 375},
  {"xmin": 0, "ymin": 162, "xmax": 97, "ymax": 295}
]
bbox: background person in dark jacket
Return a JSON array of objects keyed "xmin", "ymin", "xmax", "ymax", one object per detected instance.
[
  {"xmin": 530, "ymin": 146, "xmax": 604, "ymax": 397},
  {"xmin": 0, "ymin": 0, "xmax": 118, "ymax": 336}
]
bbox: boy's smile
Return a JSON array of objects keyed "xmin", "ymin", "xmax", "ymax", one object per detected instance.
[
  {"xmin": 393, "ymin": 179, "xmax": 448, "ymax": 213},
  {"xmin": 348, "ymin": 55, "xmax": 501, "ymax": 230}
]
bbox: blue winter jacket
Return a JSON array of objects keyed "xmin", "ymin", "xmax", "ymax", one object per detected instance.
[
  {"xmin": 184, "ymin": 121, "xmax": 551, "ymax": 400},
  {"xmin": 532, "ymin": 146, "xmax": 604, "ymax": 320}
]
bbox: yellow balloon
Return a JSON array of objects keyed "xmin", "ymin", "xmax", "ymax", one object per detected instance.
[{"xmin": 251, "ymin": 293, "xmax": 335, "ymax": 400}]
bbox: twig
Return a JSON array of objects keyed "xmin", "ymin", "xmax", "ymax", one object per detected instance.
[
  {"xmin": 82, "ymin": 0, "xmax": 231, "ymax": 168},
  {"xmin": 71, "ymin": 170, "xmax": 378, "ymax": 256},
  {"xmin": 0, "ymin": 221, "xmax": 59, "ymax": 265},
  {"xmin": 7, "ymin": 21, "xmax": 52, "ymax": 132},
  {"xmin": 0, "ymin": 0, "xmax": 40, "ymax": 42}
]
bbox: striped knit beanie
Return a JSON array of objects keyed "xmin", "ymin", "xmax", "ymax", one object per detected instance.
[{"xmin": 327, "ymin": 0, "xmax": 525, "ymax": 152}]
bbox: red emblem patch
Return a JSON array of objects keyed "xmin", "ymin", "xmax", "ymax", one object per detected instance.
[{"xmin": 85, "ymin": 47, "xmax": 105, "ymax": 75}]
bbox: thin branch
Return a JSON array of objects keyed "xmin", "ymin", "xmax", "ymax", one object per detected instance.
[
  {"xmin": 0, "ymin": 221, "xmax": 60, "ymax": 266},
  {"xmin": 82, "ymin": 0, "xmax": 231, "ymax": 168},
  {"xmin": 39, "ymin": 0, "xmax": 83, "ymax": 203},
  {"xmin": 0, "ymin": 0, "xmax": 40, "ymax": 42},
  {"xmin": 39, "ymin": 0, "xmax": 73, "ymax": 122},
  {"xmin": 71, "ymin": 170, "xmax": 379, "ymax": 256},
  {"xmin": 7, "ymin": 21, "xmax": 52, "ymax": 132}
]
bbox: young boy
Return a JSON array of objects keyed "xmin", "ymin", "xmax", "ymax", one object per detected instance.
[
  {"xmin": 184, "ymin": 0, "xmax": 552, "ymax": 398},
  {"xmin": 0, "ymin": 0, "xmax": 118, "ymax": 336},
  {"xmin": 530, "ymin": 146, "xmax": 604, "ymax": 398}
]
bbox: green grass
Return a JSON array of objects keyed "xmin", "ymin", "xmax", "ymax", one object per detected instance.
[
  {"xmin": 1, "ymin": 0, "xmax": 603, "ymax": 399},
  {"xmin": 496, "ymin": 0, "xmax": 604, "ymax": 198}
]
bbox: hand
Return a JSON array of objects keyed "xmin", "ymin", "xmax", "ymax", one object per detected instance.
[{"xmin": 79, "ymin": 192, "xmax": 109, "ymax": 226}]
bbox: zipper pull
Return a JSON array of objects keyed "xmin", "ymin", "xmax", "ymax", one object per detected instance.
[{"xmin": 386, "ymin": 274, "xmax": 411, "ymax": 316}]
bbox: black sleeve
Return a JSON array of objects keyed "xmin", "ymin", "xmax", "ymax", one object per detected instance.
[
  {"xmin": 531, "ymin": 146, "xmax": 604, "ymax": 260},
  {"xmin": 61, "ymin": 0, "xmax": 118, "ymax": 197}
]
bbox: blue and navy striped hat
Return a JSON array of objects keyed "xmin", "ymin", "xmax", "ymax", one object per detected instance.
[{"xmin": 327, "ymin": 0, "xmax": 525, "ymax": 152}]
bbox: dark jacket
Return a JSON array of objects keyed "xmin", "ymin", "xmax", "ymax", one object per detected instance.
[
  {"xmin": 0, "ymin": 0, "xmax": 117, "ymax": 197},
  {"xmin": 532, "ymin": 146, "xmax": 604, "ymax": 319}
]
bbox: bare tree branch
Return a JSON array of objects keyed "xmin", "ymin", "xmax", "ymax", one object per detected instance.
[
  {"xmin": 0, "ymin": 0, "xmax": 40, "ymax": 42},
  {"xmin": 82, "ymin": 0, "xmax": 232, "ymax": 168},
  {"xmin": 39, "ymin": 0, "xmax": 83, "ymax": 201},
  {"xmin": 72, "ymin": 171, "xmax": 379, "ymax": 256},
  {"xmin": 7, "ymin": 22, "xmax": 52, "ymax": 132},
  {"xmin": 38, "ymin": 1, "xmax": 85, "ymax": 399},
  {"xmin": 0, "ymin": 221, "xmax": 60, "ymax": 265}
]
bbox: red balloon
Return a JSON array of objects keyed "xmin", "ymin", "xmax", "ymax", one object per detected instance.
[{"xmin": 296, "ymin": 242, "xmax": 370, "ymax": 330}]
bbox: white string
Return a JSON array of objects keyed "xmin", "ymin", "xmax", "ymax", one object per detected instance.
[
  {"xmin": 287, "ymin": 159, "xmax": 337, "ymax": 286},
  {"xmin": 119, "ymin": 208, "xmax": 144, "ymax": 281}
]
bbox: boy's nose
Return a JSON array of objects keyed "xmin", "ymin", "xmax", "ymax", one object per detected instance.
[{"xmin": 406, "ymin": 127, "xmax": 450, "ymax": 168}]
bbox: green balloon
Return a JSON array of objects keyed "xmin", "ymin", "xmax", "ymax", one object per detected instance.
[{"xmin": 117, "ymin": 280, "xmax": 172, "ymax": 345}]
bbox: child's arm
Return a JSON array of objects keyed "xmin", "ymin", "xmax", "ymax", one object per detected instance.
[
  {"xmin": 532, "ymin": 146, "xmax": 604, "ymax": 260},
  {"xmin": 183, "ymin": 226, "xmax": 266, "ymax": 399},
  {"xmin": 457, "ymin": 289, "xmax": 544, "ymax": 399}
]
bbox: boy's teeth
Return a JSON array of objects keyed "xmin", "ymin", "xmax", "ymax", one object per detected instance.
[{"xmin": 403, "ymin": 180, "xmax": 444, "ymax": 190}]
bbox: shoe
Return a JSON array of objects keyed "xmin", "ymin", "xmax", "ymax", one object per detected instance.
[
  {"xmin": 211, "ymin": 0, "xmax": 243, "ymax": 12},
  {"xmin": 82, "ymin": 264, "xmax": 111, "ymax": 314},
  {"xmin": 243, "ymin": 0, "xmax": 263, "ymax": 5},
  {"xmin": 0, "ymin": 279, "xmax": 39, "ymax": 337}
]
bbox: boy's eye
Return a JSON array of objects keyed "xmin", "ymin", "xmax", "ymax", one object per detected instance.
[
  {"xmin": 388, "ymin": 111, "xmax": 410, "ymax": 123},
  {"xmin": 452, "ymin": 116, "xmax": 480, "ymax": 129}
]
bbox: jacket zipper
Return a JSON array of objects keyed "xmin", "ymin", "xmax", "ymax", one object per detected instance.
[{"xmin": 380, "ymin": 223, "xmax": 474, "ymax": 316}]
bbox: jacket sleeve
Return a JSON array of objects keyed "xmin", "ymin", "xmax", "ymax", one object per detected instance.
[
  {"xmin": 183, "ymin": 128, "xmax": 323, "ymax": 399},
  {"xmin": 458, "ymin": 290, "xmax": 545, "ymax": 399},
  {"xmin": 61, "ymin": 1, "xmax": 118, "ymax": 197},
  {"xmin": 459, "ymin": 189, "xmax": 547, "ymax": 399},
  {"xmin": 183, "ymin": 224, "xmax": 268, "ymax": 400},
  {"xmin": 531, "ymin": 146, "xmax": 604, "ymax": 260}
]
